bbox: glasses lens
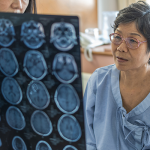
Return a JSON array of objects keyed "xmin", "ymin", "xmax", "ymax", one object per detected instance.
[
  {"xmin": 126, "ymin": 38, "xmax": 138, "ymax": 49},
  {"xmin": 111, "ymin": 34, "xmax": 122, "ymax": 45}
]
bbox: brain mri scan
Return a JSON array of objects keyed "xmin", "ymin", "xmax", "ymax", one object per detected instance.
[
  {"xmin": 21, "ymin": 20, "xmax": 45, "ymax": 49},
  {"xmin": 54, "ymin": 84, "xmax": 80, "ymax": 114},
  {"xmin": 0, "ymin": 19, "xmax": 15, "ymax": 47},
  {"xmin": 0, "ymin": 48, "xmax": 19, "ymax": 77},
  {"xmin": 50, "ymin": 22, "xmax": 77, "ymax": 51},
  {"xmin": 6, "ymin": 106, "xmax": 26, "ymax": 130},
  {"xmin": 1, "ymin": 77, "xmax": 22, "ymax": 105},
  {"xmin": 23, "ymin": 50, "xmax": 47, "ymax": 80},
  {"xmin": 12, "ymin": 136, "xmax": 27, "ymax": 150},
  {"xmin": 31, "ymin": 110, "xmax": 53, "ymax": 136},
  {"xmin": 58, "ymin": 114, "xmax": 81, "ymax": 142},
  {"xmin": 52, "ymin": 53, "xmax": 78, "ymax": 83},
  {"xmin": 36, "ymin": 141, "xmax": 52, "ymax": 150},
  {"xmin": 63, "ymin": 145, "xmax": 78, "ymax": 150},
  {"xmin": 27, "ymin": 80, "xmax": 50, "ymax": 110}
]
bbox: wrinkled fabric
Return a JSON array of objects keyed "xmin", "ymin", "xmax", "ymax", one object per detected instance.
[{"xmin": 83, "ymin": 64, "xmax": 150, "ymax": 150}]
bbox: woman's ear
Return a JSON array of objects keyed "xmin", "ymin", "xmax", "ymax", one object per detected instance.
[
  {"xmin": 148, "ymin": 51, "xmax": 150, "ymax": 61},
  {"xmin": 148, "ymin": 54, "xmax": 150, "ymax": 64}
]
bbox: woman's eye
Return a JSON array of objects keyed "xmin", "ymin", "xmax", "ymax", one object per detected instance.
[
  {"xmin": 114, "ymin": 36, "xmax": 121, "ymax": 40},
  {"xmin": 129, "ymin": 38, "xmax": 138, "ymax": 43}
]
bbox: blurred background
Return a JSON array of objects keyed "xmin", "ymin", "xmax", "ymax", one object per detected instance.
[{"xmin": 36, "ymin": 0, "xmax": 149, "ymax": 93}]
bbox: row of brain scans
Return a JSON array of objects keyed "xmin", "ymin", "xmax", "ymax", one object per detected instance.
[
  {"xmin": 2, "ymin": 77, "xmax": 80, "ymax": 113},
  {"xmin": 0, "ymin": 48, "xmax": 78, "ymax": 83},
  {"xmin": 0, "ymin": 19, "xmax": 78, "ymax": 50},
  {"xmin": 6, "ymin": 106, "xmax": 81, "ymax": 142},
  {"xmin": 12, "ymin": 136, "xmax": 78, "ymax": 150}
]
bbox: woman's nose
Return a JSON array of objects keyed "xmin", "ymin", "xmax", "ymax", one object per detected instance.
[
  {"xmin": 11, "ymin": 0, "xmax": 23, "ymax": 10},
  {"xmin": 117, "ymin": 40, "xmax": 128, "ymax": 52}
]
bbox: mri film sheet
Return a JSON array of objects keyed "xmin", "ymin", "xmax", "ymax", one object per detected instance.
[
  {"xmin": 2, "ymin": 77, "xmax": 22, "ymax": 105},
  {"xmin": 36, "ymin": 141, "xmax": 52, "ymax": 150},
  {"xmin": 6, "ymin": 106, "xmax": 26, "ymax": 131},
  {"xmin": 21, "ymin": 20, "xmax": 45, "ymax": 49},
  {"xmin": 0, "ymin": 12, "xmax": 85, "ymax": 150},
  {"xmin": 27, "ymin": 80, "xmax": 50, "ymax": 110},
  {"xmin": 12, "ymin": 136, "xmax": 27, "ymax": 150},
  {"xmin": 31, "ymin": 110, "xmax": 53, "ymax": 136},
  {"xmin": 58, "ymin": 114, "xmax": 82, "ymax": 142},
  {"xmin": 50, "ymin": 22, "xmax": 77, "ymax": 51},
  {"xmin": 0, "ymin": 48, "xmax": 19, "ymax": 77},
  {"xmin": 52, "ymin": 53, "xmax": 78, "ymax": 83},
  {"xmin": 23, "ymin": 50, "xmax": 47, "ymax": 80},
  {"xmin": 54, "ymin": 84, "xmax": 80, "ymax": 114},
  {"xmin": 63, "ymin": 145, "xmax": 78, "ymax": 150},
  {"xmin": 0, "ymin": 19, "xmax": 15, "ymax": 47}
]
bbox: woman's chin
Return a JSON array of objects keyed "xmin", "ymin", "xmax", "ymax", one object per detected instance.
[{"xmin": 115, "ymin": 63, "xmax": 129, "ymax": 71}]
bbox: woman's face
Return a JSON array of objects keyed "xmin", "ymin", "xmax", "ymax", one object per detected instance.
[
  {"xmin": 111, "ymin": 21, "xmax": 150, "ymax": 71},
  {"xmin": 0, "ymin": 0, "xmax": 29, "ymax": 13}
]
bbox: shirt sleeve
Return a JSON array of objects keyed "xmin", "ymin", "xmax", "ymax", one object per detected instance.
[{"xmin": 83, "ymin": 70, "xmax": 98, "ymax": 150}]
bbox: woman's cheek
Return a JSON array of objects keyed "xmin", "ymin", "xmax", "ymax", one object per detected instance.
[
  {"xmin": 0, "ymin": 1, "xmax": 9, "ymax": 12},
  {"xmin": 111, "ymin": 43, "xmax": 117, "ymax": 55}
]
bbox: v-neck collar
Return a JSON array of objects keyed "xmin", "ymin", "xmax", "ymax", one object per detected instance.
[{"xmin": 111, "ymin": 65, "xmax": 150, "ymax": 118}]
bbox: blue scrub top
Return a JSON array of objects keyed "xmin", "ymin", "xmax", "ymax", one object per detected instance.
[{"xmin": 83, "ymin": 64, "xmax": 150, "ymax": 150}]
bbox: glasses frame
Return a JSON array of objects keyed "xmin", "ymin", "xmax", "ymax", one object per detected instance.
[{"xmin": 109, "ymin": 33, "xmax": 147, "ymax": 49}]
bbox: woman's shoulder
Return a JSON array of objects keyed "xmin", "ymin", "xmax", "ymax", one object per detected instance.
[
  {"xmin": 97, "ymin": 64, "xmax": 115, "ymax": 72},
  {"xmin": 87, "ymin": 64, "xmax": 116, "ymax": 92},
  {"xmin": 90, "ymin": 64, "xmax": 115, "ymax": 81}
]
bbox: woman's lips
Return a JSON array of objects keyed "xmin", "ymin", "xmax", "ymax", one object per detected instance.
[
  {"xmin": 14, "ymin": 10, "xmax": 21, "ymax": 13},
  {"xmin": 116, "ymin": 56, "xmax": 128, "ymax": 62}
]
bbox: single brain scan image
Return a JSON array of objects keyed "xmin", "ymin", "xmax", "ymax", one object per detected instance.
[
  {"xmin": 0, "ymin": 19, "xmax": 15, "ymax": 47},
  {"xmin": 1, "ymin": 77, "xmax": 22, "ymax": 105},
  {"xmin": 23, "ymin": 50, "xmax": 47, "ymax": 80},
  {"xmin": 6, "ymin": 106, "xmax": 26, "ymax": 130},
  {"xmin": 63, "ymin": 145, "xmax": 78, "ymax": 150},
  {"xmin": 27, "ymin": 80, "xmax": 50, "ymax": 110},
  {"xmin": 52, "ymin": 53, "xmax": 78, "ymax": 83},
  {"xmin": 58, "ymin": 114, "xmax": 81, "ymax": 142},
  {"xmin": 31, "ymin": 110, "xmax": 53, "ymax": 136},
  {"xmin": 12, "ymin": 136, "xmax": 27, "ymax": 150},
  {"xmin": 54, "ymin": 84, "xmax": 80, "ymax": 114},
  {"xmin": 21, "ymin": 20, "xmax": 45, "ymax": 49},
  {"xmin": 50, "ymin": 22, "xmax": 77, "ymax": 51},
  {"xmin": 36, "ymin": 141, "xmax": 52, "ymax": 150},
  {"xmin": 0, "ymin": 48, "xmax": 19, "ymax": 77}
]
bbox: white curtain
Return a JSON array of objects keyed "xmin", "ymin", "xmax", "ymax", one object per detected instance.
[{"xmin": 118, "ymin": 0, "xmax": 146, "ymax": 10}]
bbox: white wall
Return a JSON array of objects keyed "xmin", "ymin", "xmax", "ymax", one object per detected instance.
[
  {"xmin": 98, "ymin": 0, "xmax": 118, "ymax": 31},
  {"xmin": 146, "ymin": 0, "xmax": 150, "ymax": 4}
]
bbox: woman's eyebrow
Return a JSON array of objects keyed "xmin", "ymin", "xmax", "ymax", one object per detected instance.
[
  {"xmin": 116, "ymin": 29, "xmax": 141, "ymax": 37},
  {"xmin": 116, "ymin": 29, "xmax": 121, "ymax": 33},
  {"xmin": 130, "ymin": 33, "xmax": 141, "ymax": 37}
]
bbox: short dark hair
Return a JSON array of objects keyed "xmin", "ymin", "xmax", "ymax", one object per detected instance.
[
  {"xmin": 24, "ymin": 0, "xmax": 37, "ymax": 14},
  {"xmin": 113, "ymin": 1, "xmax": 150, "ymax": 53}
]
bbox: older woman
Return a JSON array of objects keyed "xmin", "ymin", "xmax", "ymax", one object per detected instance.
[
  {"xmin": 84, "ymin": 1, "xmax": 150, "ymax": 150},
  {"xmin": 0, "ymin": 0, "xmax": 36, "ymax": 13}
]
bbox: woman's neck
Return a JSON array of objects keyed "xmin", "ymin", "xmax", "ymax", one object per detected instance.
[{"xmin": 120, "ymin": 64, "xmax": 150, "ymax": 88}]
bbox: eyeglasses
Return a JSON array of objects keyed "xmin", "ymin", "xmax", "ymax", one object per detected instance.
[{"xmin": 109, "ymin": 33, "xmax": 147, "ymax": 49}]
